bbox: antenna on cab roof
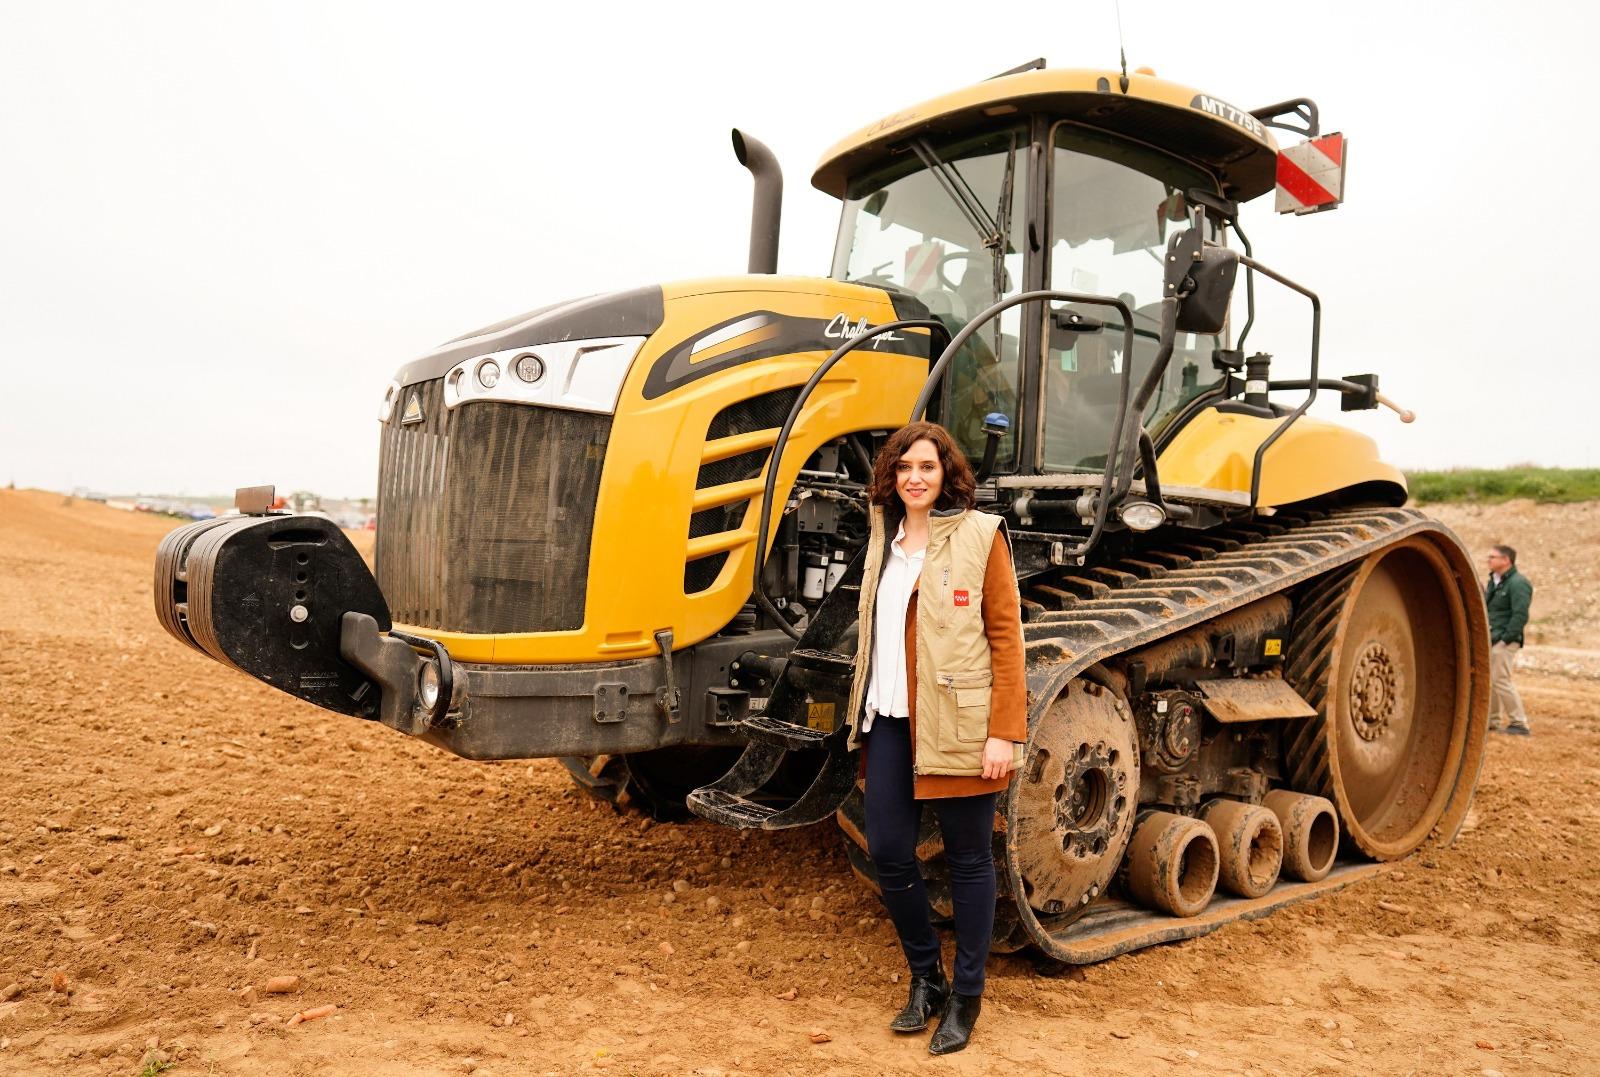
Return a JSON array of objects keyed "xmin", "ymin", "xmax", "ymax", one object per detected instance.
[{"xmin": 1116, "ymin": 0, "xmax": 1130, "ymax": 92}]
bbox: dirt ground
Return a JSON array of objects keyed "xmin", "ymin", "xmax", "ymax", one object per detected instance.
[{"xmin": 2, "ymin": 489, "xmax": 1596, "ymax": 1076}]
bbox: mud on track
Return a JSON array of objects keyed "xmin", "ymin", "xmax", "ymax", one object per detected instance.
[{"xmin": 1, "ymin": 489, "xmax": 1597, "ymax": 1075}]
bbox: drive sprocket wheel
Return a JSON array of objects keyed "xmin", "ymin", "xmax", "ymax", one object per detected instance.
[{"xmin": 1283, "ymin": 536, "xmax": 1483, "ymax": 860}]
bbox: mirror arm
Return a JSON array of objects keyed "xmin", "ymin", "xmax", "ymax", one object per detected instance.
[{"xmin": 912, "ymin": 289, "xmax": 1135, "ymax": 563}]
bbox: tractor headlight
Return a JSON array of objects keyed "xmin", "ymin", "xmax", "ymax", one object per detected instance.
[
  {"xmin": 418, "ymin": 660, "xmax": 442, "ymax": 710},
  {"xmin": 441, "ymin": 336, "xmax": 647, "ymax": 415},
  {"xmin": 378, "ymin": 381, "xmax": 401, "ymax": 422},
  {"xmin": 1118, "ymin": 500, "xmax": 1166, "ymax": 532},
  {"xmin": 513, "ymin": 352, "xmax": 545, "ymax": 384}
]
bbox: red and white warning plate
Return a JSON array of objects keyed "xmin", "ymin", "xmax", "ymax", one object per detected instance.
[{"xmin": 1275, "ymin": 133, "xmax": 1348, "ymax": 215}]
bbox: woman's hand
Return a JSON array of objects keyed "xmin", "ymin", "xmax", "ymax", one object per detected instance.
[{"xmin": 981, "ymin": 737, "xmax": 1017, "ymax": 780}]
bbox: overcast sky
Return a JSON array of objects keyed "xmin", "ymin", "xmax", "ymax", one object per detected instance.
[{"xmin": 3, "ymin": 0, "xmax": 1595, "ymax": 500}]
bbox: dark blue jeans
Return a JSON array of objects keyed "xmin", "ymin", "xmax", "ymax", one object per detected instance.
[{"xmin": 863, "ymin": 714, "xmax": 998, "ymax": 996}]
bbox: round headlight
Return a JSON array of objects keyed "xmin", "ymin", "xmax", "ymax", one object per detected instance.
[
  {"xmin": 418, "ymin": 660, "xmax": 441, "ymax": 709},
  {"xmin": 1118, "ymin": 500, "xmax": 1166, "ymax": 532},
  {"xmin": 379, "ymin": 382, "xmax": 399, "ymax": 422},
  {"xmin": 475, "ymin": 359, "xmax": 501, "ymax": 389},
  {"xmin": 513, "ymin": 352, "xmax": 545, "ymax": 384}
]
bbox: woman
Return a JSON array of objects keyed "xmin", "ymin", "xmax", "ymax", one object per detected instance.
[{"xmin": 844, "ymin": 420, "xmax": 1027, "ymax": 1055}]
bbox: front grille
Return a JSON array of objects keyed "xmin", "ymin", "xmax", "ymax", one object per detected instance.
[
  {"xmin": 683, "ymin": 386, "xmax": 802, "ymax": 597},
  {"xmin": 706, "ymin": 386, "xmax": 801, "ymax": 440},
  {"xmin": 376, "ymin": 382, "xmax": 610, "ymax": 633},
  {"xmin": 695, "ymin": 447, "xmax": 770, "ymax": 491},
  {"xmin": 684, "ymin": 551, "xmax": 728, "ymax": 594}
]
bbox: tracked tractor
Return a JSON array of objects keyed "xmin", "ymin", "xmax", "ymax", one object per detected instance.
[{"xmin": 154, "ymin": 61, "xmax": 1488, "ymax": 963}]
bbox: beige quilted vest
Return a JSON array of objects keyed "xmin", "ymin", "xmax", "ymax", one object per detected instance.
[{"xmin": 846, "ymin": 506, "xmax": 1020, "ymax": 776}]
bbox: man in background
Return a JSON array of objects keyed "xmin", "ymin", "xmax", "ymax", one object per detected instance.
[{"xmin": 1485, "ymin": 544, "xmax": 1534, "ymax": 736}]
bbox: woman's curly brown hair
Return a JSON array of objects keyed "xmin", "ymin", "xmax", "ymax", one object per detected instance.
[{"xmin": 867, "ymin": 421, "xmax": 976, "ymax": 513}]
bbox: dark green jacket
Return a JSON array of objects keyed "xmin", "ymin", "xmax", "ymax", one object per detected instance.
[{"xmin": 1485, "ymin": 567, "xmax": 1533, "ymax": 645}]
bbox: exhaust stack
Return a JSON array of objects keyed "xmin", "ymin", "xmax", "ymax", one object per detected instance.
[{"xmin": 731, "ymin": 129, "xmax": 782, "ymax": 274}]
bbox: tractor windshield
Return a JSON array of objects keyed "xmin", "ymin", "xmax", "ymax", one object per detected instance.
[
  {"xmin": 831, "ymin": 127, "xmax": 1027, "ymax": 463},
  {"xmin": 1043, "ymin": 125, "xmax": 1226, "ymax": 473}
]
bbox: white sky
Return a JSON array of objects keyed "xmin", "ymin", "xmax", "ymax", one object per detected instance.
[{"xmin": 3, "ymin": 0, "xmax": 1596, "ymax": 500}]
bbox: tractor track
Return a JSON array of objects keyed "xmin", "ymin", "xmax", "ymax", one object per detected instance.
[{"xmin": 838, "ymin": 506, "xmax": 1490, "ymax": 963}]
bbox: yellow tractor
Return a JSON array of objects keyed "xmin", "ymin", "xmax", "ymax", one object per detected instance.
[{"xmin": 155, "ymin": 60, "xmax": 1488, "ymax": 963}]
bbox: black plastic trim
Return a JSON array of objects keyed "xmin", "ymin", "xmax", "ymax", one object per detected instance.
[{"xmin": 396, "ymin": 285, "xmax": 665, "ymax": 386}]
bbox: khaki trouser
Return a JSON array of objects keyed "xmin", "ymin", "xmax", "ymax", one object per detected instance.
[{"xmin": 1489, "ymin": 641, "xmax": 1529, "ymax": 730}]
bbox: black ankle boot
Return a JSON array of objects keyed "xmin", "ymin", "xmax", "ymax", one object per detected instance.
[
  {"xmin": 928, "ymin": 991, "xmax": 981, "ymax": 1054},
  {"xmin": 888, "ymin": 967, "xmax": 950, "ymax": 1033}
]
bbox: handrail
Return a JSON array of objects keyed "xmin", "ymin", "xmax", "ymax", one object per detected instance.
[
  {"xmin": 750, "ymin": 318, "xmax": 949, "ymax": 640},
  {"xmin": 910, "ymin": 289, "xmax": 1137, "ymax": 562},
  {"xmin": 1235, "ymin": 253, "xmax": 1321, "ymax": 507}
]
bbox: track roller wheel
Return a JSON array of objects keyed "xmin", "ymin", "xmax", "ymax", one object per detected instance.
[
  {"xmin": 1263, "ymin": 789, "xmax": 1339, "ymax": 882},
  {"xmin": 1284, "ymin": 536, "xmax": 1485, "ymax": 860},
  {"xmin": 1200, "ymin": 799, "xmax": 1283, "ymax": 899},
  {"xmin": 1123, "ymin": 811, "xmax": 1219, "ymax": 917}
]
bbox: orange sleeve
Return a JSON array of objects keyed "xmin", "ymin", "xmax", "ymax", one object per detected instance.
[{"xmin": 981, "ymin": 530, "xmax": 1028, "ymax": 743}]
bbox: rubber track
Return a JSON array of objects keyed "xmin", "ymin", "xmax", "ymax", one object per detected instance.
[
  {"xmin": 999, "ymin": 506, "xmax": 1469, "ymax": 959},
  {"xmin": 1281, "ymin": 566, "xmax": 1359, "ymax": 801},
  {"xmin": 833, "ymin": 507, "xmax": 1467, "ymax": 961},
  {"xmin": 1013, "ymin": 509, "xmax": 1434, "ymax": 686}
]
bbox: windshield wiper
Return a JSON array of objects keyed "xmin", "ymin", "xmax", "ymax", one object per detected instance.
[
  {"xmin": 910, "ymin": 135, "xmax": 1017, "ymax": 361},
  {"xmin": 910, "ymin": 138, "xmax": 1003, "ymax": 251},
  {"xmin": 990, "ymin": 136, "xmax": 1017, "ymax": 348}
]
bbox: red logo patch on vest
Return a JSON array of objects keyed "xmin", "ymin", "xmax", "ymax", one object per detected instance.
[{"xmin": 953, "ymin": 589, "xmax": 970, "ymax": 607}]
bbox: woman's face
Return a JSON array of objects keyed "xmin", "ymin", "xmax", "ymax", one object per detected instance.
[{"xmin": 895, "ymin": 437, "xmax": 944, "ymax": 512}]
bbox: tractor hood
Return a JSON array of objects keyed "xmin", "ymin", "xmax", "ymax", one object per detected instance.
[
  {"xmin": 393, "ymin": 285, "xmax": 666, "ymax": 388},
  {"xmin": 391, "ymin": 276, "xmax": 929, "ymax": 391}
]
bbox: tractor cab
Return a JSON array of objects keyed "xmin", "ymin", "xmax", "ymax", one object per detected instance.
[{"xmin": 823, "ymin": 68, "xmax": 1274, "ymax": 485}]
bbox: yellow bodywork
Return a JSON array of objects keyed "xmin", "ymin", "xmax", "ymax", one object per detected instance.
[
  {"xmin": 394, "ymin": 278, "xmax": 1406, "ymax": 664},
  {"xmin": 1156, "ymin": 409, "xmax": 1407, "ymax": 507},
  {"xmin": 390, "ymin": 69, "xmax": 1397, "ymax": 665},
  {"xmin": 399, "ymin": 277, "xmax": 930, "ymax": 664}
]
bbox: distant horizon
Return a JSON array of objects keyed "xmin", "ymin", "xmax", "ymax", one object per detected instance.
[{"xmin": 16, "ymin": 462, "xmax": 1600, "ymax": 510}]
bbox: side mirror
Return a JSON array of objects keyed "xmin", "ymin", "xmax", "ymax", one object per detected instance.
[{"xmin": 1163, "ymin": 228, "xmax": 1239, "ymax": 335}]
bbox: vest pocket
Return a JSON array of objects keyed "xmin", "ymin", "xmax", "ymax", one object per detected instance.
[{"xmin": 938, "ymin": 669, "xmax": 993, "ymax": 745}]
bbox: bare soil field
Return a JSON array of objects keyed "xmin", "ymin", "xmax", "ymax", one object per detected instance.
[{"xmin": 1, "ymin": 489, "xmax": 1596, "ymax": 1076}]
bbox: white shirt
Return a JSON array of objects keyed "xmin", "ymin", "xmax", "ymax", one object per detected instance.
[{"xmin": 862, "ymin": 521, "xmax": 924, "ymax": 733}]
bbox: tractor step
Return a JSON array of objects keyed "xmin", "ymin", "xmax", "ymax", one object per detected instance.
[
  {"xmin": 741, "ymin": 714, "xmax": 829, "ymax": 751},
  {"xmin": 684, "ymin": 788, "xmax": 780, "ymax": 827},
  {"xmin": 688, "ymin": 539, "xmax": 863, "ymax": 829},
  {"xmin": 686, "ymin": 714, "xmax": 858, "ymax": 830}
]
